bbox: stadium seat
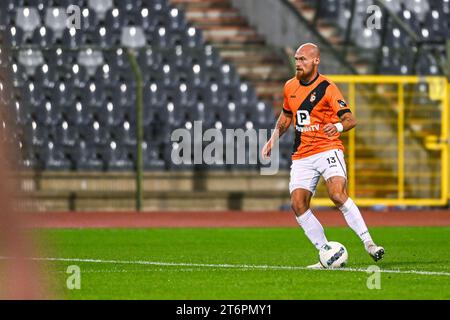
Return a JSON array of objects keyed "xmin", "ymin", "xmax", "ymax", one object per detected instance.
[
  {"xmin": 17, "ymin": 48, "xmax": 44, "ymax": 73},
  {"xmin": 217, "ymin": 63, "xmax": 240, "ymax": 87},
  {"xmin": 15, "ymin": 7, "xmax": 41, "ymax": 37},
  {"xmin": 44, "ymin": 7, "xmax": 68, "ymax": 39},
  {"xmin": 79, "ymin": 120, "xmax": 110, "ymax": 148},
  {"xmin": 78, "ymin": 48, "xmax": 104, "ymax": 76},
  {"xmin": 11, "ymin": 63, "xmax": 30, "ymax": 88},
  {"xmin": 36, "ymin": 62, "xmax": 59, "ymax": 88},
  {"xmin": 104, "ymin": 8, "xmax": 124, "ymax": 32},
  {"xmin": 166, "ymin": 7, "xmax": 187, "ymax": 32},
  {"xmin": 102, "ymin": 141, "xmax": 134, "ymax": 171},
  {"xmin": 95, "ymin": 100, "xmax": 123, "ymax": 126},
  {"xmin": 0, "ymin": 6, "xmax": 13, "ymax": 26},
  {"xmin": 114, "ymin": 0, "xmax": 142, "ymax": 12},
  {"xmin": 416, "ymin": 50, "xmax": 441, "ymax": 75},
  {"xmin": 121, "ymin": 26, "xmax": 146, "ymax": 48},
  {"xmin": 88, "ymin": 0, "xmax": 114, "ymax": 21},
  {"xmin": 190, "ymin": 101, "xmax": 215, "ymax": 128},
  {"xmin": 55, "ymin": 119, "xmax": 78, "ymax": 147},
  {"xmin": 60, "ymin": 27, "xmax": 86, "ymax": 48},
  {"xmin": 22, "ymin": 80, "xmax": 45, "ymax": 107},
  {"xmin": 424, "ymin": 9, "xmax": 447, "ymax": 40},
  {"xmin": 74, "ymin": 79, "xmax": 100, "ymax": 105},
  {"xmin": 30, "ymin": 26, "xmax": 55, "ymax": 47},
  {"xmin": 33, "ymin": 99, "xmax": 62, "ymax": 126},
  {"xmin": 164, "ymin": 100, "xmax": 184, "ymax": 128},
  {"xmin": 201, "ymin": 82, "xmax": 226, "ymax": 109},
  {"xmin": 353, "ymin": 27, "xmax": 380, "ymax": 49},
  {"xmin": 104, "ymin": 48, "xmax": 131, "ymax": 71},
  {"xmin": 6, "ymin": 26, "xmax": 25, "ymax": 47},
  {"xmin": 79, "ymin": 7, "xmax": 99, "ymax": 32},
  {"xmin": 137, "ymin": 47, "xmax": 163, "ymax": 68},
  {"xmin": 167, "ymin": 82, "xmax": 196, "ymax": 108},
  {"xmin": 51, "ymin": 80, "xmax": 76, "ymax": 107},
  {"xmin": 0, "ymin": 77, "xmax": 15, "ymax": 108},
  {"xmin": 163, "ymin": 46, "xmax": 192, "ymax": 69},
  {"xmin": 112, "ymin": 119, "xmax": 137, "ymax": 146},
  {"xmin": 403, "ymin": 0, "xmax": 430, "ymax": 22},
  {"xmin": 25, "ymin": 120, "xmax": 49, "ymax": 147},
  {"xmin": 0, "ymin": 45, "xmax": 12, "ymax": 68},
  {"xmin": 46, "ymin": 48, "xmax": 78, "ymax": 68},
  {"xmin": 315, "ymin": 0, "xmax": 340, "ymax": 19},
  {"xmin": 13, "ymin": 99, "xmax": 31, "ymax": 125},
  {"xmin": 63, "ymin": 99, "xmax": 91, "ymax": 126},
  {"xmin": 154, "ymin": 62, "xmax": 179, "ymax": 89},
  {"xmin": 142, "ymin": 142, "xmax": 166, "ymax": 170},
  {"xmin": 72, "ymin": 140, "xmax": 104, "ymax": 171},
  {"xmin": 19, "ymin": 141, "xmax": 40, "ymax": 170},
  {"xmin": 89, "ymin": 25, "xmax": 120, "ymax": 48},
  {"xmin": 220, "ymin": 101, "xmax": 246, "ymax": 128},
  {"xmin": 143, "ymin": 82, "xmax": 167, "ymax": 109},
  {"xmin": 42, "ymin": 141, "xmax": 72, "ymax": 169},
  {"xmin": 65, "ymin": 62, "xmax": 89, "ymax": 88},
  {"xmin": 184, "ymin": 65, "xmax": 208, "ymax": 90},
  {"xmin": 251, "ymin": 101, "xmax": 275, "ymax": 128},
  {"xmin": 139, "ymin": 9, "xmax": 164, "ymax": 32},
  {"xmin": 142, "ymin": 0, "xmax": 169, "ymax": 12},
  {"xmin": 110, "ymin": 82, "xmax": 136, "ymax": 107}
]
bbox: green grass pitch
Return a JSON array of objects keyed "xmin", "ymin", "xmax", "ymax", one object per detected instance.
[{"xmin": 35, "ymin": 227, "xmax": 450, "ymax": 299}]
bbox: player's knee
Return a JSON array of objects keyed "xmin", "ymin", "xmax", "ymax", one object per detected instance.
[
  {"xmin": 328, "ymin": 191, "xmax": 347, "ymax": 207},
  {"xmin": 291, "ymin": 199, "xmax": 309, "ymax": 216}
]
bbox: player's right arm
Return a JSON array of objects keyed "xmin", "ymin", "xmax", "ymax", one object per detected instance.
[
  {"xmin": 262, "ymin": 82, "xmax": 293, "ymax": 159},
  {"xmin": 262, "ymin": 108, "xmax": 293, "ymax": 159}
]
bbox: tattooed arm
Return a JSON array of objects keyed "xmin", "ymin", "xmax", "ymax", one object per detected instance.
[
  {"xmin": 275, "ymin": 110, "xmax": 293, "ymax": 137},
  {"xmin": 323, "ymin": 112, "xmax": 357, "ymax": 136},
  {"xmin": 262, "ymin": 111, "xmax": 293, "ymax": 159}
]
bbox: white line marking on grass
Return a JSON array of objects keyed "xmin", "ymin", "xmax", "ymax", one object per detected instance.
[{"xmin": 1, "ymin": 256, "xmax": 449, "ymax": 277}]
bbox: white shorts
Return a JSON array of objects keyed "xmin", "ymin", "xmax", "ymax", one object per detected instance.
[{"xmin": 289, "ymin": 149, "xmax": 347, "ymax": 194}]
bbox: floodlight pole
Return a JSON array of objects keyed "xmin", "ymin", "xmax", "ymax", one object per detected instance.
[
  {"xmin": 127, "ymin": 48, "xmax": 144, "ymax": 212},
  {"xmin": 447, "ymin": 39, "xmax": 450, "ymax": 81}
]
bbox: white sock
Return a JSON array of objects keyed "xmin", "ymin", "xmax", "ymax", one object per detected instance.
[
  {"xmin": 339, "ymin": 198, "xmax": 373, "ymax": 247},
  {"xmin": 296, "ymin": 209, "xmax": 328, "ymax": 250}
]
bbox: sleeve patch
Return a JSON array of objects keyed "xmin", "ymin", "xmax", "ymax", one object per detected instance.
[{"xmin": 337, "ymin": 99, "xmax": 347, "ymax": 108}]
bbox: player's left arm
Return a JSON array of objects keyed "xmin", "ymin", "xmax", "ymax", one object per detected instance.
[
  {"xmin": 323, "ymin": 83, "xmax": 356, "ymax": 137},
  {"xmin": 323, "ymin": 111, "xmax": 356, "ymax": 136}
]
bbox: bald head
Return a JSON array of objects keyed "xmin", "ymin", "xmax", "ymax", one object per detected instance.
[
  {"xmin": 296, "ymin": 43, "xmax": 320, "ymax": 59},
  {"xmin": 294, "ymin": 43, "xmax": 321, "ymax": 82}
]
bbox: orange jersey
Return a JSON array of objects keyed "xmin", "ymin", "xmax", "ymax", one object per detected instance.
[{"xmin": 282, "ymin": 74, "xmax": 352, "ymax": 160}]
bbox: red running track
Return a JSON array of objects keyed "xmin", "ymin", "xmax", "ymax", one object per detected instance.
[{"xmin": 26, "ymin": 210, "xmax": 450, "ymax": 228}]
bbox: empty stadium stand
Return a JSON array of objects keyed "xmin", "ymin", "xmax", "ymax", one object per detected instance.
[
  {"xmin": 288, "ymin": 0, "xmax": 449, "ymax": 75},
  {"xmin": 0, "ymin": 0, "xmax": 447, "ymax": 211},
  {"xmin": 0, "ymin": 0, "xmax": 279, "ymax": 173}
]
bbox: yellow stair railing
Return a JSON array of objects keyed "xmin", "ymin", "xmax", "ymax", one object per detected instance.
[{"xmin": 310, "ymin": 75, "xmax": 448, "ymax": 207}]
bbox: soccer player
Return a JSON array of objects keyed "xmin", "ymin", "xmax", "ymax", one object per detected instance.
[{"xmin": 262, "ymin": 43, "xmax": 384, "ymax": 268}]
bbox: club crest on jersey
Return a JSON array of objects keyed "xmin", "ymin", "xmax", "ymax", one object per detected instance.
[
  {"xmin": 310, "ymin": 92, "xmax": 316, "ymax": 103},
  {"xmin": 338, "ymin": 99, "xmax": 347, "ymax": 108}
]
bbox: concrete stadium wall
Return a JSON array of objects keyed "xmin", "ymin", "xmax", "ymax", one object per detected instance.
[{"xmin": 19, "ymin": 171, "xmax": 292, "ymax": 212}]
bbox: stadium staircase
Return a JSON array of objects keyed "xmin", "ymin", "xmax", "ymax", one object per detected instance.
[
  {"xmin": 170, "ymin": 0, "xmax": 293, "ymax": 108},
  {"xmin": 287, "ymin": 0, "xmax": 372, "ymax": 74}
]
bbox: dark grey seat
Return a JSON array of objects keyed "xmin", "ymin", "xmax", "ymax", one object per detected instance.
[
  {"xmin": 72, "ymin": 140, "xmax": 104, "ymax": 171},
  {"xmin": 103, "ymin": 141, "xmax": 135, "ymax": 171},
  {"xmin": 42, "ymin": 141, "xmax": 72, "ymax": 170}
]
